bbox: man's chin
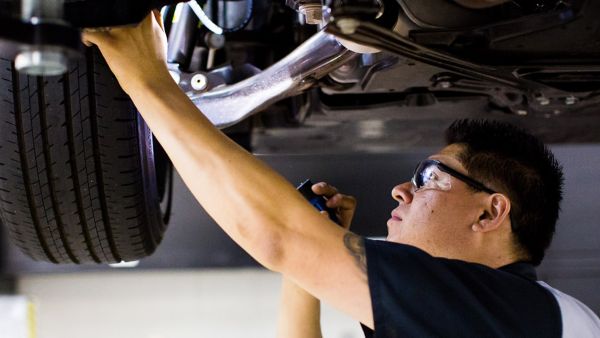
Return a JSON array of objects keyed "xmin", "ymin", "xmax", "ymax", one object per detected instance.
[
  {"xmin": 385, "ymin": 232, "xmax": 404, "ymax": 244},
  {"xmin": 386, "ymin": 222, "xmax": 405, "ymax": 243}
]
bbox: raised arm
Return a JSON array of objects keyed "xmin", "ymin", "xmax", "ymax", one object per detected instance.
[{"xmin": 83, "ymin": 13, "xmax": 373, "ymax": 328}]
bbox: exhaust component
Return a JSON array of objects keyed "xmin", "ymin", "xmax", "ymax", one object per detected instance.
[{"xmin": 190, "ymin": 31, "xmax": 354, "ymax": 129}]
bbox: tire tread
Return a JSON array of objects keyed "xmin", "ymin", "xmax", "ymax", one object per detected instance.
[{"xmin": 0, "ymin": 49, "xmax": 164, "ymax": 264}]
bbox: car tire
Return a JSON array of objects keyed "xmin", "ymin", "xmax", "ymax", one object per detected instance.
[{"xmin": 0, "ymin": 48, "xmax": 166, "ymax": 264}]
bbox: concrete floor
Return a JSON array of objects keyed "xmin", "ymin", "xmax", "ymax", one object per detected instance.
[{"xmin": 17, "ymin": 269, "xmax": 363, "ymax": 338}]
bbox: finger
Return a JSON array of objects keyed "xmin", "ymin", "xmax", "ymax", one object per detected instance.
[
  {"xmin": 83, "ymin": 27, "xmax": 112, "ymax": 33},
  {"xmin": 152, "ymin": 9, "xmax": 166, "ymax": 32},
  {"xmin": 319, "ymin": 210, "xmax": 329, "ymax": 218},
  {"xmin": 338, "ymin": 204, "xmax": 356, "ymax": 229},
  {"xmin": 325, "ymin": 193, "xmax": 342, "ymax": 208},
  {"xmin": 311, "ymin": 182, "xmax": 338, "ymax": 198},
  {"xmin": 326, "ymin": 194, "xmax": 357, "ymax": 210},
  {"xmin": 81, "ymin": 29, "xmax": 103, "ymax": 47}
]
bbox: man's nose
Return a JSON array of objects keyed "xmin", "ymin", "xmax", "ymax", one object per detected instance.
[{"xmin": 391, "ymin": 182, "xmax": 414, "ymax": 204}]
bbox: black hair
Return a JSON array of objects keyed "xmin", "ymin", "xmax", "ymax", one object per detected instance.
[{"xmin": 445, "ymin": 119, "xmax": 564, "ymax": 266}]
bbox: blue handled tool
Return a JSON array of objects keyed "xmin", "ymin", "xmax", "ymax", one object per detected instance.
[{"xmin": 297, "ymin": 179, "xmax": 339, "ymax": 224}]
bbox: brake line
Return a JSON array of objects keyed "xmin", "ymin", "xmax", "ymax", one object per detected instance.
[{"xmin": 187, "ymin": 0, "xmax": 253, "ymax": 35}]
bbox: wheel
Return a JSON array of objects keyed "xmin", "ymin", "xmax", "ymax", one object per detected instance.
[{"xmin": 0, "ymin": 48, "xmax": 166, "ymax": 264}]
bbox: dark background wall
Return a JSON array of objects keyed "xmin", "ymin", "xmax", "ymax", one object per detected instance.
[{"xmin": 1, "ymin": 144, "xmax": 599, "ymax": 314}]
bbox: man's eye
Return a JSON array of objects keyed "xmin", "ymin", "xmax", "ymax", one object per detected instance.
[{"xmin": 427, "ymin": 171, "xmax": 438, "ymax": 181}]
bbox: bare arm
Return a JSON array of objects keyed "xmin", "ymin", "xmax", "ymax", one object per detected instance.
[
  {"xmin": 278, "ymin": 278, "xmax": 323, "ymax": 338},
  {"xmin": 277, "ymin": 183, "xmax": 357, "ymax": 338},
  {"xmin": 83, "ymin": 13, "xmax": 373, "ymax": 328}
]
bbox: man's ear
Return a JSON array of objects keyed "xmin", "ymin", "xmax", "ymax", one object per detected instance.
[{"xmin": 472, "ymin": 194, "xmax": 511, "ymax": 233}]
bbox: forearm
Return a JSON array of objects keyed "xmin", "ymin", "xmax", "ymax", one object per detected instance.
[
  {"xmin": 127, "ymin": 78, "xmax": 323, "ymax": 268},
  {"xmin": 278, "ymin": 277, "xmax": 322, "ymax": 338}
]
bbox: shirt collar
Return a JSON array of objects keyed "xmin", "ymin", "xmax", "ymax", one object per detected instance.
[{"xmin": 498, "ymin": 261, "xmax": 538, "ymax": 281}]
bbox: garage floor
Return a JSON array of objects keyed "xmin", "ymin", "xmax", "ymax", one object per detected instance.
[{"xmin": 18, "ymin": 270, "xmax": 363, "ymax": 338}]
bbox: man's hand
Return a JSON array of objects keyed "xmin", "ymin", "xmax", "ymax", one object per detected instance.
[
  {"xmin": 81, "ymin": 11, "xmax": 170, "ymax": 95},
  {"xmin": 312, "ymin": 182, "xmax": 357, "ymax": 229},
  {"xmin": 277, "ymin": 183, "xmax": 356, "ymax": 338}
]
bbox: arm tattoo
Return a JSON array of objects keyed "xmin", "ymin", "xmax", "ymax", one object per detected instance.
[{"xmin": 343, "ymin": 232, "xmax": 367, "ymax": 276}]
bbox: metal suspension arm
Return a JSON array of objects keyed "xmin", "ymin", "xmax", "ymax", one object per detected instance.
[{"xmin": 190, "ymin": 31, "xmax": 354, "ymax": 129}]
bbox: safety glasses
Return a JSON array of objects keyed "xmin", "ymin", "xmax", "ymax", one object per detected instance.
[{"xmin": 412, "ymin": 159, "xmax": 496, "ymax": 194}]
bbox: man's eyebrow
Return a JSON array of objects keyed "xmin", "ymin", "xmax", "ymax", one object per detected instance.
[{"xmin": 343, "ymin": 232, "xmax": 367, "ymax": 278}]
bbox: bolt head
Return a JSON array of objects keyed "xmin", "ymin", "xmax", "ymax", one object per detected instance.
[
  {"xmin": 191, "ymin": 74, "xmax": 208, "ymax": 91},
  {"xmin": 299, "ymin": 4, "xmax": 323, "ymax": 25},
  {"xmin": 439, "ymin": 81, "xmax": 451, "ymax": 89},
  {"xmin": 536, "ymin": 96, "xmax": 550, "ymax": 106},
  {"xmin": 336, "ymin": 18, "xmax": 360, "ymax": 35},
  {"xmin": 565, "ymin": 96, "xmax": 577, "ymax": 105}
]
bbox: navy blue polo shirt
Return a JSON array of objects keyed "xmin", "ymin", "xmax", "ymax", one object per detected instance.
[{"xmin": 359, "ymin": 239, "xmax": 595, "ymax": 338}]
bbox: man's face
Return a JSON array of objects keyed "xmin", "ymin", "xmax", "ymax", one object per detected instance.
[{"xmin": 386, "ymin": 144, "xmax": 487, "ymax": 258}]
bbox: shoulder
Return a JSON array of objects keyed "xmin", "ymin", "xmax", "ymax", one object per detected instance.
[
  {"xmin": 538, "ymin": 281, "xmax": 600, "ymax": 337},
  {"xmin": 364, "ymin": 240, "xmax": 563, "ymax": 337}
]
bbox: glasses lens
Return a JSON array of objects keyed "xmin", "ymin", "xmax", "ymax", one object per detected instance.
[
  {"xmin": 412, "ymin": 160, "xmax": 452, "ymax": 192},
  {"xmin": 412, "ymin": 161, "xmax": 433, "ymax": 189}
]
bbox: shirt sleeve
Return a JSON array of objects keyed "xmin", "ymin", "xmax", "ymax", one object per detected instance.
[{"xmin": 364, "ymin": 239, "xmax": 561, "ymax": 338}]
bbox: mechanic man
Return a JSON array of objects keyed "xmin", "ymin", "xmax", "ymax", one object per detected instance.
[{"xmin": 83, "ymin": 13, "xmax": 600, "ymax": 337}]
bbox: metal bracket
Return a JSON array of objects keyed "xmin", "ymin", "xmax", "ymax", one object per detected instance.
[{"xmin": 324, "ymin": 17, "xmax": 598, "ymax": 116}]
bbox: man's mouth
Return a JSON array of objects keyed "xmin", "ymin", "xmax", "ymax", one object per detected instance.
[{"xmin": 390, "ymin": 212, "xmax": 402, "ymax": 222}]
